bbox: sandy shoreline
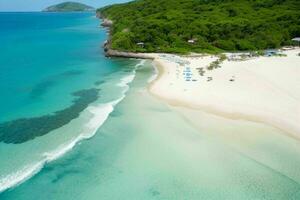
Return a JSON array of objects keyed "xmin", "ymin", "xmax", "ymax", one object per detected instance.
[
  {"xmin": 98, "ymin": 12, "xmax": 300, "ymax": 138},
  {"xmin": 148, "ymin": 49, "xmax": 300, "ymax": 140}
]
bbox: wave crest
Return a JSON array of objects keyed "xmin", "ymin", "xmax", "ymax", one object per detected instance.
[{"xmin": 0, "ymin": 60, "xmax": 144, "ymax": 193}]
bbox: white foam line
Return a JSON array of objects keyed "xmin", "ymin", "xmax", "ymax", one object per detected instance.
[
  {"xmin": 0, "ymin": 102, "xmax": 116, "ymax": 193},
  {"xmin": 0, "ymin": 162, "xmax": 44, "ymax": 193},
  {"xmin": 0, "ymin": 60, "xmax": 144, "ymax": 193},
  {"xmin": 44, "ymin": 102, "xmax": 116, "ymax": 163}
]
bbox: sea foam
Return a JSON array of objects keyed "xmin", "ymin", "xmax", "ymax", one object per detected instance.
[
  {"xmin": 0, "ymin": 60, "xmax": 144, "ymax": 193},
  {"xmin": 0, "ymin": 103, "xmax": 115, "ymax": 193},
  {"xmin": 0, "ymin": 162, "xmax": 44, "ymax": 193}
]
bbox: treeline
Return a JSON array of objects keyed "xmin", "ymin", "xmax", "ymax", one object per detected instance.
[{"xmin": 98, "ymin": 0, "xmax": 300, "ymax": 53}]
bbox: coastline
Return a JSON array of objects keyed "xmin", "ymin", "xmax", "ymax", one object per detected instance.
[
  {"xmin": 2, "ymin": 11, "xmax": 300, "ymax": 198},
  {"xmin": 97, "ymin": 14, "xmax": 300, "ymax": 140},
  {"xmin": 99, "ymin": 15, "xmax": 155, "ymax": 60},
  {"xmin": 98, "ymin": 14, "xmax": 300, "ymax": 139},
  {"xmin": 148, "ymin": 50, "xmax": 300, "ymax": 141}
]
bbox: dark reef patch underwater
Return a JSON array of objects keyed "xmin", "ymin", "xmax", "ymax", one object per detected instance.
[
  {"xmin": 29, "ymin": 70, "xmax": 85, "ymax": 99},
  {"xmin": 0, "ymin": 88, "xmax": 99, "ymax": 144}
]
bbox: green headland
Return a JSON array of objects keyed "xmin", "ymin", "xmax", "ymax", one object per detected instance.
[
  {"xmin": 44, "ymin": 1, "xmax": 95, "ymax": 12},
  {"xmin": 98, "ymin": 0, "xmax": 300, "ymax": 54}
]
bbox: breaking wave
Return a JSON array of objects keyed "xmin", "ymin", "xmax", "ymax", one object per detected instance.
[{"xmin": 0, "ymin": 60, "xmax": 144, "ymax": 193}]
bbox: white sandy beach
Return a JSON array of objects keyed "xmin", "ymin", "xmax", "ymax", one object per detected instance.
[{"xmin": 148, "ymin": 49, "xmax": 300, "ymax": 140}]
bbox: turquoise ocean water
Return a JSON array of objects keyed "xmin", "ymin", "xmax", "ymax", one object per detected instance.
[
  {"xmin": 0, "ymin": 12, "xmax": 141, "ymax": 194},
  {"xmin": 1, "ymin": 12, "xmax": 300, "ymax": 200}
]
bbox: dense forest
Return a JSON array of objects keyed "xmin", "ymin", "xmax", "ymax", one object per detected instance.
[{"xmin": 98, "ymin": 0, "xmax": 300, "ymax": 53}]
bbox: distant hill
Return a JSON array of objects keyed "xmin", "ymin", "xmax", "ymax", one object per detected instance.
[
  {"xmin": 43, "ymin": 2, "xmax": 95, "ymax": 12},
  {"xmin": 98, "ymin": 0, "xmax": 300, "ymax": 53}
]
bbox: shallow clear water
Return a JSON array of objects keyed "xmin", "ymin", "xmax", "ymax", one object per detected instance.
[
  {"xmin": 0, "ymin": 12, "xmax": 140, "ymax": 193},
  {"xmin": 2, "ymin": 62, "xmax": 300, "ymax": 199},
  {"xmin": 1, "ymin": 12, "xmax": 300, "ymax": 200}
]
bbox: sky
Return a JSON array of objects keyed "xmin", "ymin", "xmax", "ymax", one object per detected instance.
[{"xmin": 0, "ymin": 0, "xmax": 130, "ymax": 12}]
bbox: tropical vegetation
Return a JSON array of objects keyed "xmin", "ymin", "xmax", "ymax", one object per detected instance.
[{"xmin": 98, "ymin": 0, "xmax": 300, "ymax": 53}]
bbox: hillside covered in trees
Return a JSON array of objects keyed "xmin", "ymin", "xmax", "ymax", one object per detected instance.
[
  {"xmin": 44, "ymin": 2, "xmax": 94, "ymax": 12},
  {"xmin": 98, "ymin": 0, "xmax": 300, "ymax": 53}
]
